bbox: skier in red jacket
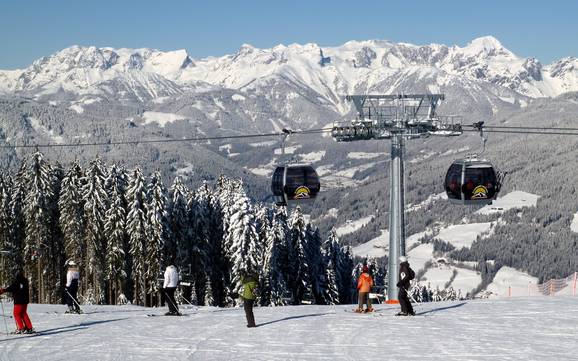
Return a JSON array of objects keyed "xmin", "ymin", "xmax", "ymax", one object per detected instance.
[
  {"xmin": 355, "ymin": 265, "xmax": 374, "ymax": 313},
  {"xmin": 0, "ymin": 269, "xmax": 35, "ymax": 334}
]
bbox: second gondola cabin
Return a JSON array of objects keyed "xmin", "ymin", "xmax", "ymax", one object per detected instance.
[
  {"xmin": 445, "ymin": 158, "xmax": 501, "ymax": 205},
  {"xmin": 271, "ymin": 165, "xmax": 320, "ymax": 206}
]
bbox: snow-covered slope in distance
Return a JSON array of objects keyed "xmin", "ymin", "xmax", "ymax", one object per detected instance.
[{"xmin": 1, "ymin": 299, "xmax": 577, "ymax": 360}]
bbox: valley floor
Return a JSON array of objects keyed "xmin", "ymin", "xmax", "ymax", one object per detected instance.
[{"xmin": 0, "ymin": 297, "xmax": 576, "ymax": 361}]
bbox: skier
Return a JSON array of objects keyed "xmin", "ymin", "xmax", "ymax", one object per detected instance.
[
  {"xmin": 240, "ymin": 271, "xmax": 258, "ymax": 328},
  {"xmin": 355, "ymin": 265, "xmax": 374, "ymax": 313},
  {"xmin": 396, "ymin": 256, "xmax": 415, "ymax": 316},
  {"xmin": 0, "ymin": 269, "xmax": 35, "ymax": 334},
  {"xmin": 163, "ymin": 261, "xmax": 180, "ymax": 316},
  {"xmin": 65, "ymin": 261, "xmax": 81, "ymax": 314}
]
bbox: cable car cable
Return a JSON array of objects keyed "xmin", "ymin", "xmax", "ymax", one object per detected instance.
[
  {"xmin": 0, "ymin": 127, "xmax": 334, "ymax": 150},
  {"xmin": 462, "ymin": 129, "xmax": 578, "ymax": 136}
]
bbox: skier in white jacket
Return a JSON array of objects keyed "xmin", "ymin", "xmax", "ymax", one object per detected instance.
[
  {"xmin": 163, "ymin": 263, "xmax": 180, "ymax": 315},
  {"xmin": 65, "ymin": 261, "xmax": 81, "ymax": 314}
]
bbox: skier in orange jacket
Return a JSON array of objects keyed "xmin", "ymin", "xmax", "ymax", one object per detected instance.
[{"xmin": 356, "ymin": 265, "xmax": 374, "ymax": 313}]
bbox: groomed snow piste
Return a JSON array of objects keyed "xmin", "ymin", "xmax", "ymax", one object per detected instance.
[{"xmin": 1, "ymin": 297, "xmax": 576, "ymax": 360}]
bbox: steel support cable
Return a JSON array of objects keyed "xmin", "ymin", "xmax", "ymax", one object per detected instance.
[
  {"xmin": 0, "ymin": 127, "xmax": 335, "ymax": 150},
  {"xmin": 4, "ymin": 124, "xmax": 578, "ymax": 150},
  {"xmin": 462, "ymin": 129, "xmax": 578, "ymax": 136},
  {"xmin": 462, "ymin": 124, "xmax": 578, "ymax": 132}
]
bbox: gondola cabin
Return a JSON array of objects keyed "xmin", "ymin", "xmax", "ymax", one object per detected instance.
[
  {"xmin": 271, "ymin": 165, "xmax": 320, "ymax": 206},
  {"xmin": 444, "ymin": 158, "xmax": 501, "ymax": 205}
]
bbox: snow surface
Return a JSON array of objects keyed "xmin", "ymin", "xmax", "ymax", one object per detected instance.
[
  {"xmin": 486, "ymin": 266, "xmax": 540, "ymax": 297},
  {"xmin": 346, "ymin": 152, "xmax": 386, "ymax": 160},
  {"xmin": 335, "ymin": 215, "xmax": 374, "ymax": 237},
  {"xmin": 273, "ymin": 145, "xmax": 300, "ymax": 155},
  {"xmin": 407, "ymin": 243, "xmax": 434, "ymax": 274},
  {"xmin": 1, "ymin": 298, "xmax": 577, "ymax": 360},
  {"xmin": 352, "ymin": 230, "xmax": 389, "ymax": 258},
  {"xmin": 353, "ymin": 230, "xmax": 432, "ymax": 260},
  {"xmin": 69, "ymin": 104, "xmax": 84, "ymax": 114},
  {"xmin": 142, "ymin": 111, "xmax": 186, "ymax": 127},
  {"xmin": 476, "ymin": 191, "xmax": 540, "ymax": 215},
  {"xmin": 298, "ymin": 151, "xmax": 325, "ymax": 164},
  {"xmin": 406, "ymin": 192, "xmax": 447, "ymax": 212},
  {"xmin": 421, "ymin": 265, "xmax": 482, "ymax": 296},
  {"xmin": 435, "ymin": 223, "xmax": 494, "ymax": 249},
  {"xmin": 570, "ymin": 212, "xmax": 578, "ymax": 233},
  {"xmin": 28, "ymin": 117, "xmax": 65, "ymax": 144}
]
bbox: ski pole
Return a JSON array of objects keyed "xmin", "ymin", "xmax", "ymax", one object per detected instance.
[
  {"xmin": 178, "ymin": 292, "xmax": 195, "ymax": 307},
  {"xmin": 64, "ymin": 289, "xmax": 83, "ymax": 313},
  {"xmin": 408, "ymin": 291, "xmax": 419, "ymax": 304},
  {"xmin": 0, "ymin": 296, "xmax": 9, "ymax": 336}
]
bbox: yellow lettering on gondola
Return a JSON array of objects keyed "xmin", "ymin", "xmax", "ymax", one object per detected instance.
[
  {"xmin": 294, "ymin": 186, "xmax": 311, "ymax": 199},
  {"xmin": 472, "ymin": 185, "xmax": 488, "ymax": 199}
]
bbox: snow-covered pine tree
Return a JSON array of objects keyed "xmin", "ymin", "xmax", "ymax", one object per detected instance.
[
  {"xmin": 214, "ymin": 176, "xmax": 238, "ymax": 305},
  {"xmin": 59, "ymin": 161, "xmax": 85, "ymax": 272},
  {"xmin": 103, "ymin": 164, "xmax": 128, "ymax": 304},
  {"xmin": 321, "ymin": 229, "xmax": 340, "ymax": 305},
  {"xmin": 82, "ymin": 157, "xmax": 109, "ymax": 304},
  {"xmin": 225, "ymin": 182, "xmax": 260, "ymax": 305},
  {"xmin": 305, "ymin": 224, "xmax": 326, "ymax": 304},
  {"xmin": 49, "ymin": 161, "xmax": 66, "ymax": 302},
  {"xmin": 203, "ymin": 276, "xmax": 214, "ymax": 306},
  {"xmin": 8, "ymin": 164, "xmax": 26, "ymax": 273},
  {"xmin": 262, "ymin": 206, "xmax": 290, "ymax": 306},
  {"xmin": 367, "ymin": 257, "xmax": 386, "ymax": 290},
  {"xmin": 337, "ymin": 246, "xmax": 355, "ymax": 304},
  {"xmin": 208, "ymin": 179, "xmax": 228, "ymax": 306},
  {"xmin": 0, "ymin": 175, "xmax": 13, "ymax": 282},
  {"xmin": 288, "ymin": 206, "xmax": 311, "ymax": 305},
  {"xmin": 255, "ymin": 206, "xmax": 273, "ymax": 273},
  {"xmin": 254, "ymin": 205, "xmax": 272, "ymax": 304},
  {"xmin": 145, "ymin": 171, "xmax": 169, "ymax": 306},
  {"xmin": 215, "ymin": 175, "xmax": 235, "ymax": 237},
  {"xmin": 167, "ymin": 176, "xmax": 189, "ymax": 268},
  {"xmin": 23, "ymin": 151, "xmax": 58, "ymax": 303},
  {"xmin": 126, "ymin": 167, "xmax": 148, "ymax": 306},
  {"xmin": 188, "ymin": 182, "xmax": 212, "ymax": 305}
]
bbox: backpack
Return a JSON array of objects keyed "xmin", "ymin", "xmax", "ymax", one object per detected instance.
[{"xmin": 408, "ymin": 267, "xmax": 415, "ymax": 281}]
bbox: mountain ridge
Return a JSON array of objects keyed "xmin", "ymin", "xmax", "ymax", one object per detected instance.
[{"xmin": 2, "ymin": 36, "xmax": 578, "ymax": 106}]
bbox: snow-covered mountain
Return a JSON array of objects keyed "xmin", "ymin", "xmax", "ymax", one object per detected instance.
[{"xmin": 2, "ymin": 36, "xmax": 578, "ymax": 110}]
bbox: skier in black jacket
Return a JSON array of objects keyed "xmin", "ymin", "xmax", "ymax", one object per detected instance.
[
  {"xmin": 396, "ymin": 256, "xmax": 415, "ymax": 316},
  {"xmin": 0, "ymin": 269, "xmax": 35, "ymax": 334}
]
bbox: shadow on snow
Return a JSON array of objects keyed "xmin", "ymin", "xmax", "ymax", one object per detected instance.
[
  {"xmin": 0, "ymin": 317, "xmax": 128, "ymax": 343},
  {"xmin": 416, "ymin": 301, "xmax": 468, "ymax": 316},
  {"xmin": 257, "ymin": 312, "xmax": 331, "ymax": 327}
]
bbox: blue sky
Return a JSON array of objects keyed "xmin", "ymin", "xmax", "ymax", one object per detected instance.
[{"xmin": 1, "ymin": 0, "xmax": 576, "ymax": 69}]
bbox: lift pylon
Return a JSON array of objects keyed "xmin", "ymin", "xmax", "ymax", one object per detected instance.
[{"xmin": 332, "ymin": 94, "xmax": 462, "ymax": 302}]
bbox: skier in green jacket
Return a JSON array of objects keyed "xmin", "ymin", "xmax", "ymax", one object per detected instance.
[{"xmin": 240, "ymin": 272, "xmax": 258, "ymax": 328}]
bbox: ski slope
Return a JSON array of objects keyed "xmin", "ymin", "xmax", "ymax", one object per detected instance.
[{"xmin": 1, "ymin": 297, "xmax": 577, "ymax": 360}]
